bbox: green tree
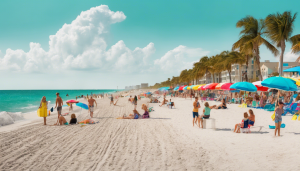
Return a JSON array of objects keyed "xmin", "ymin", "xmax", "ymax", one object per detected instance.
[
  {"xmin": 235, "ymin": 16, "xmax": 279, "ymax": 81},
  {"xmin": 290, "ymin": 34, "xmax": 300, "ymax": 54},
  {"xmin": 265, "ymin": 11, "xmax": 297, "ymax": 75}
]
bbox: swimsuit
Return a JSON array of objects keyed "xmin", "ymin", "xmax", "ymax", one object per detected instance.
[
  {"xmin": 89, "ymin": 105, "xmax": 94, "ymax": 112},
  {"xmin": 57, "ymin": 106, "xmax": 62, "ymax": 114},
  {"xmin": 193, "ymin": 112, "xmax": 199, "ymax": 118}
]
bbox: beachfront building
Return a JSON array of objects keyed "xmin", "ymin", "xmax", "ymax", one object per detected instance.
[
  {"xmin": 141, "ymin": 83, "xmax": 148, "ymax": 88},
  {"xmin": 261, "ymin": 60, "xmax": 299, "ymax": 79},
  {"xmin": 135, "ymin": 85, "xmax": 141, "ymax": 89},
  {"xmin": 197, "ymin": 58, "xmax": 254, "ymax": 84}
]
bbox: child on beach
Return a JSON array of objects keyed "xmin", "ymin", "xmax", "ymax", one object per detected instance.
[
  {"xmin": 69, "ymin": 114, "xmax": 77, "ymax": 125},
  {"xmin": 193, "ymin": 97, "xmax": 201, "ymax": 127},
  {"xmin": 233, "ymin": 112, "xmax": 249, "ymax": 133},
  {"xmin": 275, "ymin": 101, "xmax": 284, "ymax": 136},
  {"xmin": 198, "ymin": 102, "xmax": 214, "ymax": 128}
]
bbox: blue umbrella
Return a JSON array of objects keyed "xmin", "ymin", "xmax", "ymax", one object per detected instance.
[
  {"xmin": 230, "ymin": 82, "xmax": 257, "ymax": 92},
  {"xmin": 261, "ymin": 76, "xmax": 297, "ymax": 91},
  {"xmin": 283, "ymin": 66, "xmax": 300, "ymax": 73},
  {"xmin": 146, "ymin": 92, "xmax": 152, "ymax": 94},
  {"xmin": 76, "ymin": 102, "xmax": 89, "ymax": 110}
]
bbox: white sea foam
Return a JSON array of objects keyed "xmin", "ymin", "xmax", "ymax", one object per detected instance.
[
  {"xmin": 0, "ymin": 111, "xmax": 24, "ymax": 126},
  {"xmin": 20, "ymin": 105, "xmax": 39, "ymax": 110}
]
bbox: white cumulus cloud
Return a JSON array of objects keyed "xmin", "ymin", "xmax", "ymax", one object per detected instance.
[
  {"xmin": 0, "ymin": 5, "xmax": 207, "ymax": 77},
  {"xmin": 154, "ymin": 45, "xmax": 209, "ymax": 74}
]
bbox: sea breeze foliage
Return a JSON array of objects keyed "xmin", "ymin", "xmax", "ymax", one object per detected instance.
[{"xmin": 149, "ymin": 11, "xmax": 298, "ymax": 89}]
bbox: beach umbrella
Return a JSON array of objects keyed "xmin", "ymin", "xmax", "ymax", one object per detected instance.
[
  {"xmin": 183, "ymin": 86, "xmax": 189, "ymax": 90},
  {"xmin": 215, "ymin": 83, "xmax": 226, "ymax": 90},
  {"xmin": 261, "ymin": 76, "xmax": 297, "ymax": 91},
  {"xmin": 198, "ymin": 84, "xmax": 207, "ymax": 90},
  {"xmin": 283, "ymin": 66, "xmax": 300, "ymax": 73},
  {"xmin": 285, "ymin": 77, "xmax": 300, "ymax": 86},
  {"xmin": 76, "ymin": 102, "xmax": 89, "ymax": 110},
  {"xmin": 204, "ymin": 83, "xmax": 219, "ymax": 90},
  {"xmin": 255, "ymin": 86, "xmax": 269, "ymax": 91},
  {"xmin": 179, "ymin": 85, "xmax": 186, "ymax": 91},
  {"xmin": 221, "ymin": 83, "xmax": 234, "ymax": 90},
  {"xmin": 230, "ymin": 82, "xmax": 257, "ymax": 92},
  {"xmin": 187, "ymin": 85, "xmax": 195, "ymax": 90},
  {"xmin": 252, "ymin": 81, "xmax": 263, "ymax": 87},
  {"xmin": 66, "ymin": 100, "xmax": 79, "ymax": 103},
  {"xmin": 192, "ymin": 84, "xmax": 203, "ymax": 90}
]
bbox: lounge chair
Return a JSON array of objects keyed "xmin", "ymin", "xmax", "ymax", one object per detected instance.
[{"xmin": 283, "ymin": 103, "xmax": 298, "ymax": 116}]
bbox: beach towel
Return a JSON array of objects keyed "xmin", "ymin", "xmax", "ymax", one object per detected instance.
[{"xmin": 79, "ymin": 119, "xmax": 95, "ymax": 124}]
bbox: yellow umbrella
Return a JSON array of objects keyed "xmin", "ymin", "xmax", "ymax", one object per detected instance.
[
  {"xmin": 193, "ymin": 84, "xmax": 205, "ymax": 90},
  {"xmin": 285, "ymin": 77, "xmax": 300, "ymax": 86}
]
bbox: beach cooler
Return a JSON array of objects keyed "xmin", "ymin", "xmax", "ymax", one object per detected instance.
[{"xmin": 203, "ymin": 118, "xmax": 215, "ymax": 129}]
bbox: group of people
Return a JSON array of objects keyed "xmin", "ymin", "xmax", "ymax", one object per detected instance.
[{"xmin": 192, "ymin": 97, "xmax": 213, "ymax": 128}]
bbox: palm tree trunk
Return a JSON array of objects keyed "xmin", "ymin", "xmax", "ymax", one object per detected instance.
[
  {"xmin": 205, "ymin": 70, "xmax": 209, "ymax": 84},
  {"xmin": 212, "ymin": 73, "xmax": 215, "ymax": 83},
  {"xmin": 228, "ymin": 70, "xmax": 232, "ymax": 83},
  {"xmin": 279, "ymin": 39, "xmax": 286, "ymax": 76},
  {"xmin": 254, "ymin": 46, "xmax": 263, "ymax": 81}
]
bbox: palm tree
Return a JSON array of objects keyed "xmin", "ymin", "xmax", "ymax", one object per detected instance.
[
  {"xmin": 265, "ymin": 11, "xmax": 297, "ymax": 76},
  {"xmin": 179, "ymin": 69, "xmax": 189, "ymax": 84},
  {"xmin": 227, "ymin": 51, "xmax": 247, "ymax": 81},
  {"xmin": 233, "ymin": 37, "xmax": 254, "ymax": 82},
  {"xmin": 235, "ymin": 16, "xmax": 279, "ymax": 81},
  {"xmin": 290, "ymin": 34, "xmax": 300, "ymax": 54},
  {"xmin": 197, "ymin": 56, "xmax": 211, "ymax": 84}
]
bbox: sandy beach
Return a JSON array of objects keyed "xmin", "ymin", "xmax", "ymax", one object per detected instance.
[{"xmin": 1, "ymin": 90, "xmax": 300, "ymax": 171}]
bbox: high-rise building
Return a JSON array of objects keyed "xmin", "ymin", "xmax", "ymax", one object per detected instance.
[{"xmin": 141, "ymin": 83, "xmax": 148, "ymax": 88}]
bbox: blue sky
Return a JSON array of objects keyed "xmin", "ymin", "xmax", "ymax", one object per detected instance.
[{"xmin": 0, "ymin": 0, "xmax": 299, "ymax": 89}]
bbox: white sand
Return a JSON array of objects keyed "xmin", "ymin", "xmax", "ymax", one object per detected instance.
[{"xmin": 1, "ymin": 90, "xmax": 300, "ymax": 170}]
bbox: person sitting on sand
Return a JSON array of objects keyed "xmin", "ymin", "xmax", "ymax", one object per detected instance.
[
  {"xmin": 212, "ymin": 99, "xmax": 227, "ymax": 109},
  {"xmin": 167, "ymin": 99, "xmax": 175, "ymax": 109},
  {"xmin": 233, "ymin": 112, "xmax": 249, "ymax": 133},
  {"xmin": 159, "ymin": 98, "xmax": 167, "ymax": 107},
  {"xmin": 120, "ymin": 109, "xmax": 141, "ymax": 119},
  {"xmin": 198, "ymin": 102, "xmax": 214, "ymax": 128},
  {"xmin": 142, "ymin": 104, "xmax": 150, "ymax": 118},
  {"xmin": 69, "ymin": 114, "xmax": 77, "ymax": 125},
  {"xmin": 128, "ymin": 95, "xmax": 132, "ymax": 102},
  {"xmin": 248, "ymin": 109, "xmax": 255, "ymax": 126},
  {"xmin": 54, "ymin": 115, "xmax": 69, "ymax": 125}
]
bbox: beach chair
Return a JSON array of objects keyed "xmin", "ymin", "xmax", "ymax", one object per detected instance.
[
  {"xmin": 263, "ymin": 104, "xmax": 275, "ymax": 111},
  {"xmin": 202, "ymin": 118, "xmax": 216, "ymax": 129},
  {"xmin": 283, "ymin": 103, "xmax": 298, "ymax": 116}
]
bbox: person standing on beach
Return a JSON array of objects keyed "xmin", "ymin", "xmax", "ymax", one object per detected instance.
[
  {"xmin": 110, "ymin": 95, "xmax": 114, "ymax": 106},
  {"xmin": 275, "ymin": 101, "xmax": 284, "ymax": 136},
  {"xmin": 37, "ymin": 96, "xmax": 48, "ymax": 125},
  {"xmin": 193, "ymin": 97, "xmax": 201, "ymax": 127},
  {"xmin": 55, "ymin": 93, "xmax": 63, "ymax": 118},
  {"xmin": 88, "ymin": 96, "xmax": 97, "ymax": 118},
  {"xmin": 133, "ymin": 95, "xmax": 138, "ymax": 110}
]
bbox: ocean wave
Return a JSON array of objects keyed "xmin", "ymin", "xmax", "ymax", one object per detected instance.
[
  {"xmin": 0, "ymin": 111, "xmax": 24, "ymax": 127},
  {"xmin": 20, "ymin": 105, "xmax": 39, "ymax": 110}
]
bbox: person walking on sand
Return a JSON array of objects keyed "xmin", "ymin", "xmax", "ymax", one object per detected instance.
[
  {"xmin": 275, "ymin": 101, "xmax": 284, "ymax": 136},
  {"xmin": 133, "ymin": 95, "xmax": 138, "ymax": 110},
  {"xmin": 88, "ymin": 96, "xmax": 97, "ymax": 118},
  {"xmin": 193, "ymin": 97, "xmax": 201, "ymax": 127},
  {"xmin": 37, "ymin": 96, "xmax": 48, "ymax": 125},
  {"xmin": 110, "ymin": 94, "xmax": 114, "ymax": 106},
  {"xmin": 55, "ymin": 93, "xmax": 63, "ymax": 118}
]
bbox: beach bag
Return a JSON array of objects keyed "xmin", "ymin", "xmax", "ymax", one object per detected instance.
[{"xmin": 271, "ymin": 112, "xmax": 275, "ymax": 121}]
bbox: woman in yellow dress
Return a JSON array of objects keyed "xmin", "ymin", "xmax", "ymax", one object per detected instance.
[{"xmin": 37, "ymin": 96, "xmax": 48, "ymax": 125}]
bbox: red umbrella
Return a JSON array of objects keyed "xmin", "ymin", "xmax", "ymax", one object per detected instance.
[
  {"xmin": 221, "ymin": 83, "xmax": 234, "ymax": 90},
  {"xmin": 205, "ymin": 83, "xmax": 219, "ymax": 90},
  {"xmin": 255, "ymin": 85, "xmax": 268, "ymax": 91},
  {"xmin": 179, "ymin": 85, "xmax": 186, "ymax": 91},
  {"xmin": 198, "ymin": 85, "xmax": 206, "ymax": 90},
  {"xmin": 66, "ymin": 100, "xmax": 79, "ymax": 103}
]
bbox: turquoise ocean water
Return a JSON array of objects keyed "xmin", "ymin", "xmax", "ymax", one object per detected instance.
[{"xmin": 0, "ymin": 89, "xmax": 119, "ymax": 113}]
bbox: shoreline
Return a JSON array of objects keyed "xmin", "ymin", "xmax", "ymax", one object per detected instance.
[{"xmin": 0, "ymin": 89, "xmax": 129, "ymax": 132}]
